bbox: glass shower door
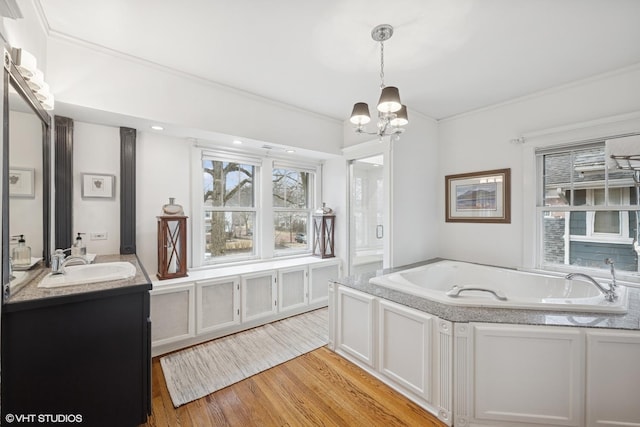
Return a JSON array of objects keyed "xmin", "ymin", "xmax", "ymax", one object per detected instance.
[{"xmin": 349, "ymin": 155, "xmax": 385, "ymax": 275}]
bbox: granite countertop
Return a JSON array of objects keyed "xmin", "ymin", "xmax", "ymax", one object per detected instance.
[
  {"xmin": 334, "ymin": 259, "xmax": 640, "ymax": 331},
  {"xmin": 5, "ymin": 254, "xmax": 151, "ymax": 308}
]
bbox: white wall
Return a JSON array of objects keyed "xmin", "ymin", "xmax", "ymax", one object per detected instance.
[
  {"xmin": 72, "ymin": 121, "xmax": 120, "ymax": 255},
  {"xmin": 136, "ymin": 132, "xmax": 192, "ymax": 276},
  {"xmin": 46, "ymin": 36, "xmax": 343, "ymax": 156},
  {"xmin": 391, "ymin": 112, "xmax": 439, "ymax": 267},
  {"xmin": 438, "ymin": 65, "xmax": 640, "ymax": 268},
  {"xmin": 322, "ymin": 156, "xmax": 347, "ymax": 262}
]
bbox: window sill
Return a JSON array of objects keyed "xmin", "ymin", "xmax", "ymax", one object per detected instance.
[
  {"xmin": 151, "ymin": 255, "xmax": 340, "ymax": 287},
  {"xmin": 569, "ymin": 235, "xmax": 633, "ymax": 245}
]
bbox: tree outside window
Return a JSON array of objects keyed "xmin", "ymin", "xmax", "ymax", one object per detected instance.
[
  {"xmin": 203, "ymin": 160, "xmax": 256, "ymax": 261},
  {"xmin": 272, "ymin": 168, "xmax": 312, "ymax": 253}
]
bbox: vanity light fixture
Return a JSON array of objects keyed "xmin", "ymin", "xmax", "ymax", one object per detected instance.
[
  {"xmin": 11, "ymin": 48, "xmax": 55, "ymax": 110},
  {"xmin": 12, "ymin": 48, "xmax": 36, "ymax": 78},
  {"xmin": 349, "ymin": 24, "xmax": 408, "ymax": 141}
]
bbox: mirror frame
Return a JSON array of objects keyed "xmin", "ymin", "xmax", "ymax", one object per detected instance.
[{"xmin": 2, "ymin": 48, "xmax": 51, "ymax": 301}]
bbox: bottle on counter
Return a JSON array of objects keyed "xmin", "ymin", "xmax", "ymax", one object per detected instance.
[
  {"xmin": 11, "ymin": 234, "xmax": 31, "ymax": 267},
  {"xmin": 71, "ymin": 232, "xmax": 87, "ymax": 256}
]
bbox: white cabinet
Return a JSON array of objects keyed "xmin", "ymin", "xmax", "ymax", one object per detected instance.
[
  {"xmin": 309, "ymin": 260, "xmax": 340, "ymax": 304},
  {"xmin": 150, "ymin": 283, "xmax": 195, "ymax": 346},
  {"xmin": 196, "ymin": 277, "xmax": 240, "ymax": 334},
  {"xmin": 586, "ymin": 329, "xmax": 640, "ymax": 427},
  {"xmin": 241, "ymin": 271, "xmax": 277, "ymax": 322},
  {"xmin": 336, "ymin": 285, "xmax": 376, "ymax": 367},
  {"xmin": 471, "ymin": 323, "xmax": 584, "ymax": 426},
  {"xmin": 378, "ymin": 299, "xmax": 433, "ymax": 401},
  {"xmin": 151, "ymin": 259, "xmax": 341, "ymax": 356},
  {"xmin": 278, "ymin": 267, "xmax": 308, "ymax": 313}
]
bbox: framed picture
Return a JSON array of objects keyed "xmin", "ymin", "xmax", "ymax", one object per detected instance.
[
  {"xmin": 445, "ymin": 168, "xmax": 511, "ymax": 223},
  {"xmin": 81, "ymin": 173, "xmax": 115, "ymax": 198},
  {"xmin": 9, "ymin": 167, "xmax": 35, "ymax": 198}
]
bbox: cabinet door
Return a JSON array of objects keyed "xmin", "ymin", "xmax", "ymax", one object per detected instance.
[
  {"xmin": 278, "ymin": 267, "xmax": 308, "ymax": 313},
  {"xmin": 586, "ymin": 330, "xmax": 640, "ymax": 427},
  {"xmin": 241, "ymin": 271, "xmax": 277, "ymax": 322},
  {"xmin": 150, "ymin": 284, "xmax": 195, "ymax": 346},
  {"xmin": 336, "ymin": 286, "xmax": 376, "ymax": 367},
  {"xmin": 472, "ymin": 323, "xmax": 584, "ymax": 426},
  {"xmin": 309, "ymin": 261, "xmax": 341, "ymax": 304},
  {"xmin": 196, "ymin": 277, "xmax": 240, "ymax": 334},
  {"xmin": 378, "ymin": 299, "xmax": 433, "ymax": 402}
]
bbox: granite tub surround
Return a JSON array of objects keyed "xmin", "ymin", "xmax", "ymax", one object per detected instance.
[
  {"xmin": 335, "ymin": 258, "xmax": 640, "ymax": 330},
  {"xmin": 6, "ymin": 254, "xmax": 151, "ymax": 305}
]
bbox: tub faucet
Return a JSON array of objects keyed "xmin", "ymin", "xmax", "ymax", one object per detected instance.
[
  {"xmin": 51, "ymin": 249, "xmax": 89, "ymax": 275},
  {"xmin": 565, "ymin": 272, "xmax": 617, "ymax": 302},
  {"xmin": 605, "ymin": 258, "xmax": 617, "ymax": 289}
]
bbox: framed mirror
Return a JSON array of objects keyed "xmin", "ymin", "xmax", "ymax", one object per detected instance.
[{"xmin": 2, "ymin": 48, "xmax": 51, "ymax": 301}]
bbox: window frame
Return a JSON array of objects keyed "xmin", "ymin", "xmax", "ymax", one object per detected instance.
[
  {"xmin": 533, "ymin": 140, "xmax": 639, "ymax": 276},
  {"xmin": 191, "ymin": 146, "xmax": 321, "ymax": 269},
  {"xmin": 271, "ymin": 164, "xmax": 316, "ymax": 257}
]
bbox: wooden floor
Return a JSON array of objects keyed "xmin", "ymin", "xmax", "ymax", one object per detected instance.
[{"xmin": 140, "ymin": 346, "xmax": 446, "ymax": 427}]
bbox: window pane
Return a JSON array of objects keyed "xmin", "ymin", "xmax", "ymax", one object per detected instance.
[
  {"xmin": 594, "ymin": 211, "xmax": 620, "ymax": 234},
  {"xmin": 274, "ymin": 212, "xmax": 308, "ymax": 251},
  {"xmin": 543, "ymin": 152, "xmax": 571, "ymax": 207},
  {"xmin": 204, "ymin": 211, "xmax": 255, "ymax": 260},
  {"xmin": 543, "ymin": 210, "xmax": 638, "ymax": 272},
  {"xmin": 203, "ymin": 160, "xmax": 254, "ymax": 208},
  {"xmin": 272, "ymin": 169, "xmax": 309, "ymax": 208}
]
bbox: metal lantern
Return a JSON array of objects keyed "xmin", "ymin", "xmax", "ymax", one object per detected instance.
[{"xmin": 312, "ymin": 213, "xmax": 335, "ymax": 258}]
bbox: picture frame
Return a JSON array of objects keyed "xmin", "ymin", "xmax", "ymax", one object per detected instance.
[
  {"xmin": 445, "ymin": 168, "xmax": 511, "ymax": 223},
  {"xmin": 81, "ymin": 173, "xmax": 115, "ymax": 199},
  {"xmin": 9, "ymin": 167, "xmax": 35, "ymax": 198}
]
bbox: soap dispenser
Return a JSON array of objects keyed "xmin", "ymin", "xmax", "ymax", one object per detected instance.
[
  {"xmin": 71, "ymin": 233, "xmax": 87, "ymax": 256},
  {"xmin": 11, "ymin": 235, "xmax": 31, "ymax": 267}
]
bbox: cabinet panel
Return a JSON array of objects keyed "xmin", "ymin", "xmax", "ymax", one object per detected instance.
[
  {"xmin": 278, "ymin": 267, "xmax": 308, "ymax": 312},
  {"xmin": 197, "ymin": 277, "xmax": 240, "ymax": 334},
  {"xmin": 242, "ymin": 272, "xmax": 277, "ymax": 322},
  {"xmin": 378, "ymin": 299, "xmax": 433, "ymax": 401},
  {"xmin": 337, "ymin": 286, "xmax": 376, "ymax": 367},
  {"xmin": 473, "ymin": 324, "xmax": 584, "ymax": 426},
  {"xmin": 309, "ymin": 261, "xmax": 340, "ymax": 304},
  {"xmin": 586, "ymin": 330, "xmax": 640, "ymax": 427},
  {"xmin": 150, "ymin": 284, "xmax": 195, "ymax": 345}
]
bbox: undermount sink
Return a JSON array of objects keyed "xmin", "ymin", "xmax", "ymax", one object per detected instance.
[{"xmin": 38, "ymin": 262, "xmax": 137, "ymax": 288}]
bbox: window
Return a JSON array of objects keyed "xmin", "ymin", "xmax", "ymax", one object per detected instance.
[
  {"xmin": 537, "ymin": 141, "xmax": 639, "ymax": 273},
  {"xmin": 194, "ymin": 148, "xmax": 320, "ymax": 267},
  {"xmin": 272, "ymin": 167, "xmax": 313, "ymax": 254},
  {"xmin": 202, "ymin": 158, "xmax": 257, "ymax": 263}
]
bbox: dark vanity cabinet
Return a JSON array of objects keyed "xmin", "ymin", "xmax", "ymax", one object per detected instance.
[{"xmin": 1, "ymin": 282, "xmax": 152, "ymax": 427}]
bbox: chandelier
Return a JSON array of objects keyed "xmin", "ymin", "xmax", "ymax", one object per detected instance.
[{"xmin": 349, "ymin": 24, "xmax": 408, "ymax": 140}]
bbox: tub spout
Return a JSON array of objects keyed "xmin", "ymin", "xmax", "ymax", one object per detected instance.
[
  {"xmin": 605, "ymin": 258, "xmax": 617, "ymax": 289},
  {"xmin": 565, "ymin": 272, "xmax": 617, "ymax": 302}
]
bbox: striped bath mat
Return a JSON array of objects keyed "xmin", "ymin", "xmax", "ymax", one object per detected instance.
[{"xmin": 160, "ymin": 308, "xmax": 328, "ymax": 407}]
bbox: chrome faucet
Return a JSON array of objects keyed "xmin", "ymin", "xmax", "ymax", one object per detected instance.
[
  {"xmin": 51, "ymin": 249, "xmax": 89, "ymax": 275},
  {"xmin": 605, "ymin": 258, "xmax": 617, "ymax": 289},
  {"xmin": 565, "ymin": 272, "xmax": 617, "ymax": 302}
]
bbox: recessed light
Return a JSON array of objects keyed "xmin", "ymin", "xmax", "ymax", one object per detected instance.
[
  {"xmin": 233, "ymin": 140, "xmax": 243, "ymax": 145},
  {"xmin": 151, "ymin": 125, "xmax": 164, "ymax": 131},
  {"xmin": 286, "ymin": 149, "xmax": 295, "ymax": 154}
]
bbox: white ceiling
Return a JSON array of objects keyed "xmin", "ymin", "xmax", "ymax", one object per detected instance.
[{"xmin": 37, "ymin": 0, "xmax": 640, "ymax": 121}]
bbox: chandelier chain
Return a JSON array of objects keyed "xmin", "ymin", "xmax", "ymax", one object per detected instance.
[{"xmin": 379, "ymin": 41, "xmax": 385, "ymax": 89}]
